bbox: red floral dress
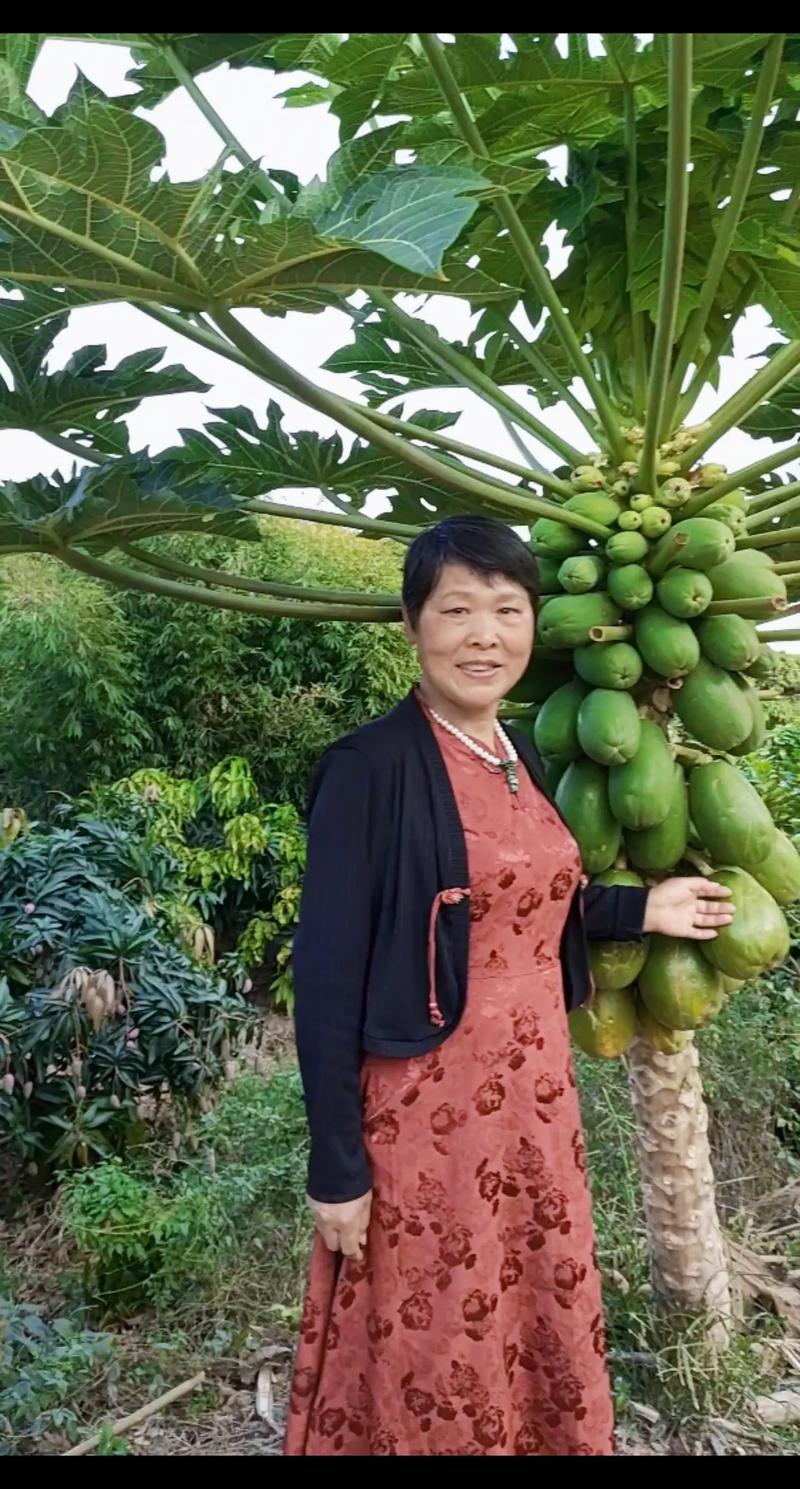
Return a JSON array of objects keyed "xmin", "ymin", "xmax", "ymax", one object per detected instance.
[{"xmin": 284, "ymin": 715, "xmax": 614, "ymax": 1457}]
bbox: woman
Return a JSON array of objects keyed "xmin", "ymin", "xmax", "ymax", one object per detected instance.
[{"xmin": 284, "ymin": 516, "xmax": 732, "ymax": 1457}]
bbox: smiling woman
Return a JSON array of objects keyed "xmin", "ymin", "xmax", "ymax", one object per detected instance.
[
  {"xmin": 402, "ymin": 516, "xmax": 539, "ymax": 750},
  {"xmin": 286, "ymin": 515, "xmax": 733, "ymax": 1457}
]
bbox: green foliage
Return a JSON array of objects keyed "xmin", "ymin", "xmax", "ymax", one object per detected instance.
[
  {"xmin": 87, "ymin": 755, "xmax": 307, "ymax": 1006},
  {"xmin": 60, "ymin": 1069, "xmax": 310, "ymax": 1316},
  {"xmin": 0, "ymin": 809, "xmax": 254, "ymax": 1169},
  {"xmin": 743, "ymin": 720, "xmax": 800, "ymax": 835},
  {"xmin": 0, "ymin": 1298, "xmax": 114, "ymax": 1454},
  {"xmin": 0, "ymin": 520, "xmax": 416, "ymax": 811},
  {"xmin": 119, "ymin": 522, "xmax": 415, "ymax": 802},
  {"xmin": 0, "ymin": 558, "xmax": 152, "ymax": 809},
  {"xmin": 0, "ymin": 300, "xmax": 207, "ymax": 455}
]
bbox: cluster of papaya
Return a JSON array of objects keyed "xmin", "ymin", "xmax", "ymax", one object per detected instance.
[{"xmin": 506, "ymin": 437, "xmax": 798, "ymax": 1057}]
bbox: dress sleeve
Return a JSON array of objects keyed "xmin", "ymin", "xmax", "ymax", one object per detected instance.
[
  {"xmin": 292, "ymin": 746, "xmax": 377, "ymax": 1204},
  {"xmin": 582, "ymin": 882, "xmax": 649, "ymax": 942}
]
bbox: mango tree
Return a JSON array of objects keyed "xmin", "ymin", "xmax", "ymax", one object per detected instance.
[{"xmin": 3, "ymin": 32, "xmax": 800, "ymax": 1343}]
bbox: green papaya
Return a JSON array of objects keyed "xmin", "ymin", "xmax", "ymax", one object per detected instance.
[
  {"xmin": 688, "ymin": 760, "xmax": 775, "ymax": 867},
  {"xmin": 701, "ymin": 868, "xmax": 790, "ymax": 980},
  {"xmin": 543, "ymin": 756, "xmax": 569, "ymax": 794},
  {"xmin": 537, "ymin": 592, "xmax": 620, "ymax": 649},
  {"xmin": 570, "ymin": 464, "xmax": 607, "ymax": 491},
  {"xmin": 607, "ymin": 563, "xmax": 654, "ymax": 610},
  {"xmin": 507, "ymin": 649, "xmax": 572, "ymax": 704},
  {"xmin": 588, "ymin": 868, "xmax": 648, "ymax": 990},
  {"xmin": 558, "ymin": 554, "xmax": 606, "ymax": 594},
  {"xmin": 626, "ymin": 762, "xmax": 688, "ymax": 871},
  {"xmin": 608, "ymin": 719, "xmax": 675, "ymax": 830},
  {"xmin": 709, "ymin": 551, "xmax": 787, "ymax": 604},
  {"xmin": 728, "ymin": 678, "xmax": 767, "ymax": 755},
  {"xmin": 556, "ymin": 759, "xmax": 622, "ymax": 874},
  {"xmin": 618, "ymin": 509, "xmax": 643, "ymax": 531},
  {"xmin": 748, "ymin": 830, "xmax": 800, "ymax": 905},
  {"xmin": 569, "ymin": 987, "xmax": 637, "ymax": 1059},
  {"xmin": 531, "ymin": 517, "xmax": 585, "ymax": 560},
  {"xmin": 634, "ymin": 604, "xmax": 700, "ymax": 679},
  {"xmin": 656, "ymin": 567, "xmax": 713, "ymax": 618},
  {"xmin": 574, "ymin": 641, "xmax": 643, "ymax": 690},
  {"xmin": 696, "ymin": 614, "xmax": 761, "ymax": 672},
  {"xmin": 606, "ymin": 531, "xmax": 649, "ymax": 565},
  {"xmin": 635, "ymin": 999, "xmax": 692, "ymax": 1053},
  {"xmin": 651, "ymin": 517, "xmax": 735, "ymax": 573},
  {"xmin": 533, "ymin": 679, "xmax": 588, "ymax": 760},
  {"xmin": 717, "ymin": 487, "xmax": 747, "ymax": 511},
  {"xmin": 744, "ymin": 645, "xmax": 776, "ymax": 682},
  {"xmin": 701, "ymin": 501, "xmax": 746, "ymax": 536},
  {"xmin": 593, "ymin": 868, "xmax": 645, "ymax": 890},
  {"xmin": 674, "ymin": 657, "xmax": 753, "ymax": 750},
  {"xmin": 720, "ymin": 974, "xmax": 744, "ymax": 995},
  {"xmin": 564, "ymin": 492, "xmax": 622, "ymax": 527},
  {"xmin": 577, "ymin": 688, "xmax": 642, "ymax": 766},
  {"xmin": 589, "ymin": 940, "xmax": 648, "ymax": 990},
  {"xmin": 660, "ymin": 477, "xmax": 692, "ymax": 508},
  {"xmin": 634, "ymin": 1000, "xmax": 688, "ymax": 1060},
  {"xmin": 534, "ymin": 556, "xmax": 563, "ymax": 594},
  {"xmin": 639, "ymin": 936, "xmax": 725, "ymax": 1030},
  {"xmin": 640, "ymin": 505, "xmax": 672, "ymax": 539}
]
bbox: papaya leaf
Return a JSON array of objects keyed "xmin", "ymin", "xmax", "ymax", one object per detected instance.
[
  {"xmin": 67, "ymin": 33, "xmax": 285, "ymax": 108},
  {"xmin": 0, "ymin": 83, "xmax": 507, "ymax": 312},
  {"xmin": 740, "ymin": 359, "xmax": 800, "ymax": 442},
  {"xmin": 0, "ymin": 296, "xmax": 208, "ymax": 455},
  {"xmin": 0, "ymin": 33, "xmax": 45, "ymax": 120},
  {"xmin": 0, "ymin": 455, "xmax": 260, "ymax": 556},
  {"xmin": 316, "ymin": 165, "xmax": 487, "ymax": 277}
]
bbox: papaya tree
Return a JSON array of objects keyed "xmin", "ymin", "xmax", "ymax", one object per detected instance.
[{"xmin": 3, "ymin": 31, "xmax": 800, "ymax": 1344}]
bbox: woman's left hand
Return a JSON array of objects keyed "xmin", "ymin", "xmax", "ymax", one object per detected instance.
[{"xmin": 643, "ymin": 877, "xmax": 734, "ymax": 940}]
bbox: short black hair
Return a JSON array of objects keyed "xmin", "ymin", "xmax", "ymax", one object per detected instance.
[{"xmin": 402, "ymin": 515, "xmax": 539, "ymax": 627}]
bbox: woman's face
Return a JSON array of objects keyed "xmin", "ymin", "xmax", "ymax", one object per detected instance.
[{"xmin": 406, "ymin": 562, "xmax": 535, "ymax": 718}]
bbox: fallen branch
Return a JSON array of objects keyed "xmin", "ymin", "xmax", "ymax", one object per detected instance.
[{"xmin": 61, "ymin": 1372, "xmax": 206, "ymax": 1457}]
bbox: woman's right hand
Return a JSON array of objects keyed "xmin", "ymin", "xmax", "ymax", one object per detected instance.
[{"xmin": 309, "ymin": 1190, "xmax": 373, "ymax": 1263}]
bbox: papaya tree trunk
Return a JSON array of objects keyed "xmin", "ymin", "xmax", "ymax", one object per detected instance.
[{"xmin": 626, "ymin": 1035, "xmax": 733, "ymax": 1347}]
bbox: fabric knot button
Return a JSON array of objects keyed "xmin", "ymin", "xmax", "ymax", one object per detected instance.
[{"xmin": 427, "ymin": 887, "xmax": 471, "ymax": 1027}]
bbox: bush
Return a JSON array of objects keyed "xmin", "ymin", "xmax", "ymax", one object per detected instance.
[
  {"xmin": 85, "ymin": 755, "xmax": 307, "ymax": 1006},
  {"xmin": 115, "ymin": 521, "xmax": 415, "ymax": 806},
  {"xmin": 0, "ymin": 558, "xmax": 152, "ymax": 813},
  {"xmin": 0, "ymin": 1298, "xmax": 114, "ymax": 1454},
  {"xmin": 743, "ymin": 720, "xmax": 800, "ymax": 837},
  {"xmin": 0, "ymin": 810, "xmax": 254, "ymax": 1170},
  {"xmin": 0, "ymin": 521, "xmax": 416, "ymax": 812},
  {"xmin": 60, "ymin": 1070, "xmax": 310, "ymax": 1316}
]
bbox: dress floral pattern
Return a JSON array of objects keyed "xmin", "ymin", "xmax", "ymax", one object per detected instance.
[{"xmin": 284, "ymin": 715, "xmax": 614, "ymax": 1456}]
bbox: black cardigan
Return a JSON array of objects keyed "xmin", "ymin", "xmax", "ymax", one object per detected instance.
[{"xmin": 293, "ymin": 691, "xmax": 648, "ymax": 1203}]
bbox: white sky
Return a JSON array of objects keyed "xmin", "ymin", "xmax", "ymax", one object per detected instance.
[{"xmin": 0, "ymin": 38, "xmax": 794, "ymax": 643}]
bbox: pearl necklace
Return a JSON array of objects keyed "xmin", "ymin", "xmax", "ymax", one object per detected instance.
[{"xmin": 429, "ymin": 707, "xmax": 520, "ymax": 794}]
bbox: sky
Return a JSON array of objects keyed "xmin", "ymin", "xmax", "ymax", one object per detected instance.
[{"xmin": 0, "ymin": 37, "xmax": 794, "ymax": 641}]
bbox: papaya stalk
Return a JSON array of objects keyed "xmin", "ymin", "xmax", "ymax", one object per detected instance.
[
  {"xmin": 705, "ymin": 597, "xmax": 787, "ymax": 617},
  {"xmin": 662, "ymin": 35, "xmax": 785, "ymax": 431},
  {"xmin": 743, "ymin": 484, "xmax": 800, "ymax": 529},
  {"xmin": 637, "ymin": 34, "xmax": 693, "ymax": 492},
  {"xmin": 738, "ymin": 524, "xmax": 800, "ymax": 549},
  {"xmin": 589, "ymin": 625, "xmax": 634, "ymax": 642},
  {"xmin": 56, "ymin": 547, "xmax": 403, "ymax": 622},
  {"xmin": 416, "ymin": 32, "xmax": 628, "ymax": 461},
  {"xmin": 646, "ymin": 530, "xmax": 689, "ymax": 577},
  {"xmin": 121, "ymin": 544, "xmax": 402, "ymax": 608}
]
